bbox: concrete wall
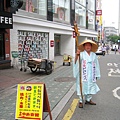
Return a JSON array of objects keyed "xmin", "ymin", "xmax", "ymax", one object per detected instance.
[
  {"xmin": 78, "ymin": 36, "xmax": 87, "ymax": 44},
  {"xmin": 60, "ymin": 35, "xmax": 75, "ymax": 57},
  {"xmin": 49, "ymin": 29, "xmax": 54, "ymax": 60}
]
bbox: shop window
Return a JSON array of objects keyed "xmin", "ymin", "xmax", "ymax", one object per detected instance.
[
  {"xmin": 21, "ymin": 0, "xmax": 37, "ymax": 13},
  {"xmin": 88, "ymin": 10, "xmax": 95, "ymax": 29},
  {"xmin": 0, "ymin": 0, "xmax": 4, "ymax": 11},
  {"xmin": 75, "ymin": 0, "xmax": 86, "ymax": 6},
  {"xmin": 53, "ymin": 0, "xmax": 70, "ymax": 22},
  {"xmin": 88, "ymin": 0, "xmax": 95, "ymax": 12},
  {"xmin": 38, "ymin": 0, "xmax": 47, "ymax": 16},
  {"xmin": 75, "ymin": 2, "xmax": 86, "ymax": 27},
  {"xmin": 20, "ymin": 0, "xmax": 47, "ymax": 16},
  {"xmin": 0, "ymin": 34, "xmax": 5, "ymax": 60},
  {"xmin": 18, "ymin": 31, "xmax": 49, "ymax": 62}
]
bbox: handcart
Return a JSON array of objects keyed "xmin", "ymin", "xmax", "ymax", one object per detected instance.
[
  {"xmin": 27, "ymin": 58, "xmax": 54, "ymax": 75},
  {"xmin": 63, "ymin": 54, "xmax": 72, "ymax": 66}
]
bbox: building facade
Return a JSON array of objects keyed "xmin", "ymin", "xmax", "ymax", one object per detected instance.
[
  {"xmin": 118, "ymin": 0, "xmax": 120, "ymax": 35},
  {"xmin": 0, "ymin": 0, "xmax": 12, "ymax": 69},
  {"xmin": 10, "ymin": 0, "xmax": 98, "ymax": 65},
  {"xmin": 104, "ymin": 27, "xmax": 118, "ymax": 40},
  {"xmin": 0, "ymin": 0, "xmax": 24, "ymax": 69},
  {"xmin": 96, "ymin": 0, "xmax": 102, "ymax": 41}
]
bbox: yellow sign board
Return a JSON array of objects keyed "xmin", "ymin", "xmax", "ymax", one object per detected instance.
[{"xmin": 15, "ymin": 83, "xmax": 44, "ymax": 120}]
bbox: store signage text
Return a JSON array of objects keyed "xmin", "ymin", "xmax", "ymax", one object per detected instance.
[
  {"xmin": 0, "ymin": 12, "xmax": 13, "ymax": 29},
  {"xmin": 96, "ymin": 10, "xmax": 102, "ymax": 16},
  {"xmin": 0, "ymin": 16, "xmax": 12, "ymax": 24}
]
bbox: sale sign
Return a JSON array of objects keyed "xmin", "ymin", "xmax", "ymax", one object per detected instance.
[{"xmin": 15, "ymin": 84, "xmax": 44, "ymax": 120}]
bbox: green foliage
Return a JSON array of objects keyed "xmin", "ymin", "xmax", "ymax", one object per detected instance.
[{"xmin": 107, "ymin": 35, "xmax": 120, "ymax": 43}]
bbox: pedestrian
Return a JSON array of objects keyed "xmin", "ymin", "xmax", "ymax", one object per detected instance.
[
  {"xmin": 102, "ymin": 45, "xmax": 106, "ymax": 56},
  {"xmin": 106, "ymin": 45, "xmax": 110, "ymax": 55},
  {"xmin": 118, "ymin": 46, "xmax": 120, "ymax": 54},
  {"xmin": 73, "ymin": 39, "xmax": 101, "ymax": 108},
  {"xmin": 114, "ymin": 46, "xmax": 117, "ymax": 54}
]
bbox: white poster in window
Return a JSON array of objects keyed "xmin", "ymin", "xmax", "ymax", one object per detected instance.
[{"xmin": 58, "ymin": 8, "xmax": 65, "ymax": 20}]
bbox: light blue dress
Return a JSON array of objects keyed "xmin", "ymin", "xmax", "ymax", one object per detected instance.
[{"xmin": 73, "ymin": 51, "xmax": 101, "ymax": 96}]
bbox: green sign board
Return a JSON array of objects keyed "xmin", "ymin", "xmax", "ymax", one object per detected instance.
[{"xmin": 11, "ymin": 51, "xmax": 18, "ymax": 58}]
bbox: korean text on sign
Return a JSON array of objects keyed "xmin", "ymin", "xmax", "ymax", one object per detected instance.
[{"xmin": 15, "ymin": 84, "xmax": 44, "ymax": 120}]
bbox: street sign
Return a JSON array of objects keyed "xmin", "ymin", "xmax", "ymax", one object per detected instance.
[
  {"xmin": 15, "ymin": 83, "xmax": 52, "ymax": 120},
  {"xmin": 96, "ymin": 10, "xmax": 102, "ymax": 16},
  {"xmin": 50, "ymin": 40, "xmax": 54, "ymax": 47}
]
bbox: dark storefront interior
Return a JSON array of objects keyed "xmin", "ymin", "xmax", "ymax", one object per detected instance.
[
  {"xmin": 0, "ymin": 33, "xmax": 5, "ymax": 61},
  {"xmin": 0, "ymin": 0, "xmax": 23, "ymax": 69},
  {"xmin": 0, "ymin": 0, "xmax": 12, "ymax": 69}
]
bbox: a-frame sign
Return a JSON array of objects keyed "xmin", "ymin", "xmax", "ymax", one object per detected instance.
[{"xmin": 15, "ymin": 83, "xmax": 52, "ymax": 120}]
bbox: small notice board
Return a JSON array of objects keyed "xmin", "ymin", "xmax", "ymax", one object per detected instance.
[
  {"xmin": 11, "ymin": 51, "xmax": 19, "ymax": 58},
  {"xmin": 15, "ymin": 83, "xmax": 52, "ymax": 120}
]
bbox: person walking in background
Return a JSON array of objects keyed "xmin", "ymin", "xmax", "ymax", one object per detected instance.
[
  {"xmin": 73, "ymin": 40, "xmax": 101, "ymax": 108},
  {"xmin": 106, "ymin": 45, "xmax": 110, "ymax": 55},
  {"xmin": 102, "ymin": 45, "xmax": 106, "ymax": 56},
  {"xmin": 114, "ymin": 46, "xmax": 117, "ymax": 54},
  {"xmin": 118, "ymin": 46, "xmax": 120, "ymax": 54}
]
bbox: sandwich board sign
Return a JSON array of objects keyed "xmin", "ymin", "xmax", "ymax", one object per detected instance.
[{"xmin": 15, "ymin": 83, "xmax": 52, "ymax": 120}]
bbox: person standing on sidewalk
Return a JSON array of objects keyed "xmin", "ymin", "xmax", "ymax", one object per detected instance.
[
  {"xmin": 106, "ymin": 45, "xmax": 110, "ymax": 55},
  {"xmin": 73, "ymin": 40, "xmax": 101, "ymax": 108},
  {"xmin": 102, "ymin": 45, "xmax": 106, "ymax": 56},
  {"xmin": 114, "ymin": 46, "xmax": 117, "ymax": 54},
  {"xmin": 118, "ymin": 46, "xmax": 120, "ymax": 54}
]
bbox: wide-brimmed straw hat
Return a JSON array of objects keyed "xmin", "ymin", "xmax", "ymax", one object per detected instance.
[{"xmin": 78, "ymin": 39, "xmax": 98, "ymax": 52}]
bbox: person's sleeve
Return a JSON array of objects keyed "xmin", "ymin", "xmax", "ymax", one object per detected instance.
[
  {"xmin": 73, "ymin": 52, "xmax": 83, "ymax": 78},
  {"xmin": 95, "ymin": 55, "xmax": 101, "ymax": 80},
  {"xmin": 73, "ymin": 58, "xmax": 79, "ymax": 78}
]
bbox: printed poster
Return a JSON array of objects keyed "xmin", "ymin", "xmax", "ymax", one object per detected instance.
[{"xmin": 15, "ymin": 84, "xmax": 44, "ymax": 120}]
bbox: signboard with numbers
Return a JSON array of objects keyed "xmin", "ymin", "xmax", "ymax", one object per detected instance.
[{"xmin": 15, "ymin": 83, "xmax": 52, "ymax": 120}]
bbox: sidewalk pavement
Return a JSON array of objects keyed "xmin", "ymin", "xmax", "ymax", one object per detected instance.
[
  {"xmin": 0, "ymin": 56, "xmax": 76, "ymax": 120},
  {"xmin": 0, "ymin": 56, "xmax": 64, "ymax": 92}
]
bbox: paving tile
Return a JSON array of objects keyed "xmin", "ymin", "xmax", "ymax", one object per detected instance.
[{"xmin": 0, "ymin": 66, "xmax": 75, "ymax": 120}]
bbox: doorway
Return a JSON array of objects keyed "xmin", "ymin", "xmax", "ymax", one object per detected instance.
[
  {"xmin": 54, "ymin": 34, "xmax": 61, "ymax": 56},
  {"xmin": 0, "ymin": 33, "xmax": 5, "ymax": 60}
]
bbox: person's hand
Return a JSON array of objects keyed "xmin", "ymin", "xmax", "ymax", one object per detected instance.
[{"xmin": 76, "ymin": 49, "xmax": 81, "ymax": 55}]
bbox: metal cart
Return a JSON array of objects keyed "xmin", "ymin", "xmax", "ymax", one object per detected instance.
[
  {"xmin": 63, "ymin": 54, "xmax": 72, "ymax": 66},
  {"xmin": 27, "ymin": 58, "xmax": 54, "ymax": 75}
]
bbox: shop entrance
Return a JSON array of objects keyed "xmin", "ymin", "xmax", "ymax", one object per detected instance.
[
  {"xmin": 54, "ymin": 34, "xmax": 61, "ymax": 56},
  {"xmin": 0, "ymin": 33, "xmax": 5, "ymax": 60}
]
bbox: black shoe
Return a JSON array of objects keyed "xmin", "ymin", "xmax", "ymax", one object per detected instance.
[
  {"xmin": 85, "ymin": 100, "xmax": 96, "ymax": 105},
  {"xmin": 79, "ymin": 102, "xmax": 83, "ymax": 108}
]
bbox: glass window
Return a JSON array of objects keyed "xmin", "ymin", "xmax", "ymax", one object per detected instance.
[
  {"xmin": 88, "ymin": 10, "xmax": 95, "ymax": 29},
  {"xmin": 75, "ymin": 0, "xmax": 86, "ymax": 6},
  {"xmin": 53, "ymin": 0, "xmax": 70, "ymax": 22},
  {"xmin": 88, "ymin": 0, "xmax": 95, "ymax": 11},
  {"xmin": 38, "ymin": 0, "xmax": 47, "ymax": 16},
  {"xmin": 21, "ymin": 0, "xmax": 37, "ymax": 13},
  {"xmin": 0, "ymin": 0, "xmax": 4, "ymax": 11},
  {"xmin": 0, "ymin": 34, "xmax": 5, "ymax": 61},
  {"xmin": 75, "ymin": 2, "xmax": 86, "ymax": 27},
  {"xmin": 18, "ymin": 31, "xmax": 49, "ymax": 60},
  {"xmin": 20, "ymin": 0, "xmax": 47, "ymax": 16}
]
